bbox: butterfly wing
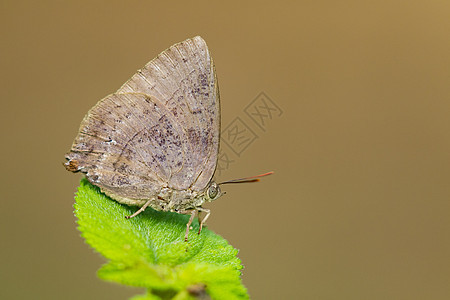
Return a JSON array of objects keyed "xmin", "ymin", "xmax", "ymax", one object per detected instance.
[
  {"xmin": 117, "ymin": 36, "xmax": 220, "ymax": 191},
  {"xmin": 65, "ymin": 37, "xmax": 220, "ymax": 202}
]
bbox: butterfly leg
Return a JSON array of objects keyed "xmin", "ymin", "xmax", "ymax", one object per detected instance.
[
  {"xmin": 184, "ymin": 210, "xmax": 197, "ymax": 242},
  {"xmin": 196, "ymin": 207, "xmax": 211, "ymax": 235},
  {"xmin": 125, "ymin": 199, "xmax": 152, "ymax": 219}
]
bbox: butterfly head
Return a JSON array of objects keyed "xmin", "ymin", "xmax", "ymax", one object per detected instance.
[
  {"xmin": 202, "ymin": 171, "xmax": 274, "ymax": 203},
  {"xmin": 204, "ymin": 181, "xmax": 223, "ymax": 202}
]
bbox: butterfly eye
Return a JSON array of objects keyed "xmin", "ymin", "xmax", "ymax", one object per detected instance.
[{"xmin": 207, "ymin": 182, "xmax": 219, "ymax": 200}]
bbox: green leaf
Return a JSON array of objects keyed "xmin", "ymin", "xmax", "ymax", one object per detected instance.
[{"xmin": 74, "ymin": 178, "xmax": 249, "ymax": 300}]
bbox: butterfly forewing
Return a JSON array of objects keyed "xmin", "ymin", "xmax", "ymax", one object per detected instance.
[{"xmin": 117, "ymin": 36, "xmax": 220, "ymax": 191}]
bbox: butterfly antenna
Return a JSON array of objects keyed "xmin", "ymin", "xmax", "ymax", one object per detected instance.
[{"xmin": 219, "ymin": 171, "xmax": 274, "ymax": 185}]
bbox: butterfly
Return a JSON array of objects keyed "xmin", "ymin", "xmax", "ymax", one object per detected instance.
[{"xmin": 65, "ymin": 36, "xmax": 272, "ymax": 241}]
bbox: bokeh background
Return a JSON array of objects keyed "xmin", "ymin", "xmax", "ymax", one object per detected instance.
[{"xmin": 1, "ymin": 1, "xmax": 449, "ymax": 299}]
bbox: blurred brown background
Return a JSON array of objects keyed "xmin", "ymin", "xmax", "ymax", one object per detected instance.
[{"xmin": 1, "ymin": 1, "xmax": 449, "ymax": 299}]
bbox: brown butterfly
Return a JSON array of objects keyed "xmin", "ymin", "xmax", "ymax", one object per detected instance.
[{"xmin": 65, "ymin": 36, "xmax": 272, "ymax": 241}]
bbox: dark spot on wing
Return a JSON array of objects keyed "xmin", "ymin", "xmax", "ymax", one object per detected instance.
[
  {"xmin": 65, "ymin": 159, "xmax": 80, "ymax": 172},
  {"xmin": 114, "ymin": 175, "xmax": 131, "ymax": 186},
  {"xmin": 155, "ymin": 154, "xmax": 167, "ymax": 162},
  {"xmin": 187, "ymin": 128, "xmax": 201, "ymax": 145}
]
